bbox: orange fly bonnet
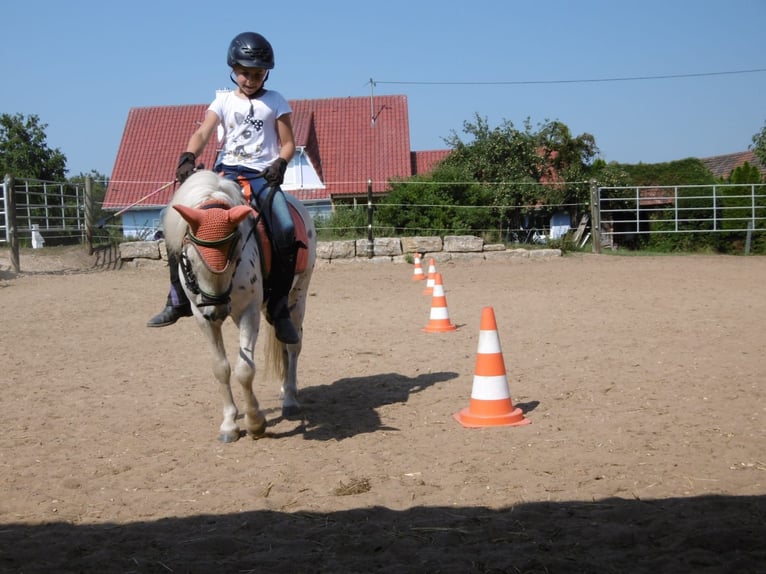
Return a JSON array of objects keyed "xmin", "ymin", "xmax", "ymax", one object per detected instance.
[{"xmin": 173, "ymin": 203, "xmax": 252, "ymax": 271}]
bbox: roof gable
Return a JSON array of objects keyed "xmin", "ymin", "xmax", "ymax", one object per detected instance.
[{"xmin": 289, "ymin": 96, "xmax": 412, "ymax": 197}]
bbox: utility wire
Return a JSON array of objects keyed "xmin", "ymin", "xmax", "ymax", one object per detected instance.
[{"xmin": 372, "ymin": 67, "xmax": 766, "ymax": 86}]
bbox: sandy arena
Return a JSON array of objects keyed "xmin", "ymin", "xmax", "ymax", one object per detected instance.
[{"xmin": 0, "ymin": 247, "xmax": 764, "ymax": 573}]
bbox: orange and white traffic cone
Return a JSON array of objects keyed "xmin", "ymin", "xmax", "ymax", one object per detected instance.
[
  {"xmin": 454, "ymin": 307, "xmax": 530, "ymax": 428},
  {"xmin": 423, "ymin": 258, "xmax": 437, "ymax": 295},
  {"xmin": 412, "ymin": 252, "xmax": 425, "ymax": 281},
  {"xmin": 423, "ymin": 273, "xmax": 457, "ymax": 333}
]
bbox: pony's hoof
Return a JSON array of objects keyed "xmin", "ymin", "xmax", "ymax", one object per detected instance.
[
  {"xmin": 247, "ymin": 419, "xmax": 267, "ymax": 439},
  {"xmin": 245, "ymin": 414, "xmax": 267, "ymax": 438},
  {"xmin": 282, "ymin": 404, "xmax": 301, "ymax": 419},
  {"xmin": 218, "ymin": 430, "xmax": 241, "ymax": 443}
]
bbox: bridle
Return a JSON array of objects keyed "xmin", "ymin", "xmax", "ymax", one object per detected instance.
[{"xmin": 179, "ymin": 202, "xmax": 244, "ymax": 308}]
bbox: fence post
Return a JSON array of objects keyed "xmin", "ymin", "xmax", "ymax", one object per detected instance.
[
  {"xmin": 84, "ymin": 176, "xmax": 94, "ymax": 255},
  {"xmin": 4, "ymin": 174, "xmax": 20, "ymax": 272},
  {"xmin": 366, "ymin": 178, "xmax": 374, "ymax": 258},
  {"xmin": 589, "ymin": 179, "xmax": 601, "ymax": 254}
]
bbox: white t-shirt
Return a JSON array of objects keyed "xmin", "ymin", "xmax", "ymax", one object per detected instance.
[{"xmin": 209, "ymin": 89, "xmax": 292, "ymax": 171}]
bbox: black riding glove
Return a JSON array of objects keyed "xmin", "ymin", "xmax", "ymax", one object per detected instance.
[
  {"xmin": 262, "ymin": 157, "xmax": 287, "ymax": 187},
  {"xmin": 176, "ymin": 152, "xmax": 196, "ymax": 184}
]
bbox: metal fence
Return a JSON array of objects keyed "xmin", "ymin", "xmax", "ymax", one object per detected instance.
[
  {"xmin": 1, "ymin": 176, "xmax": 87, "ymax": 244},
  {"xmin": 2, "ymin": 174, "xmax": 102, "ymax": 272},
  {"xmin": 2, "ymin": 176, "xmax": 764, "ymax": 268},
  {"xmin": 598, "ymin": 183, "xmax": 766, "ymax": 235}
]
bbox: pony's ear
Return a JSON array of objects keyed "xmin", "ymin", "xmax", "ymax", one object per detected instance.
[
  {"xmin": 228, "ymin": 205, "xmax": 252, "ymax": 225},
  {"xmin": 173, "ymin": 204, "xmax": 204, "ymax": 226}
]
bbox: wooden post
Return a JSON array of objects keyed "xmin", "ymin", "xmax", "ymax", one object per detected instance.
[
  {"xmin": 589, "ymin": 179, "xmax": 602, "ymax": 254},
  {"xmin": 4, "ymin": 174, "xmax": 20, "ymax": 272},
  {"xmin": 366, "ymin": 178, "xmax": 374, "ymax": 258},
  {"xmin": 84, "ymin": 176, "xmax": 94, "ymax": 255}
]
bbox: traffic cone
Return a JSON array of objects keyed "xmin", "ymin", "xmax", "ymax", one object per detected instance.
[
  {"xmin": 423, "ymin": 258, "xmax": 437, "ymax": 294},
  {"xmin": 454, "ymin": 307, "xmax": 530, "ymax": 428},
  {"xmin": 412, "ymin": 252, "xmax": 425, "ymax": 281},
  {"xmin": 423, "ymin": 273, "xmax": 457, "ymax": 333}
]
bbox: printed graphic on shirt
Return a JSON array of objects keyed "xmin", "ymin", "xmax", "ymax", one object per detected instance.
[
  {"xmin": 243, "ymin": 104, "xmax": 264, "ymax": 131},
  {"xmin": 230, "ymin": 114, "xmax": 263, "ymax": 161}
]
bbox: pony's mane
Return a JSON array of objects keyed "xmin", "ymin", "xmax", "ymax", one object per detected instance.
[{"xmin": 163, "ymin": 170, "xmax": 245, "ymax": 254}]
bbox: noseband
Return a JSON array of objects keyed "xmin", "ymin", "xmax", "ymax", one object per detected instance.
[{"xmin": 180, "ymin": 203, "xmax": 242, "ymax": 308}]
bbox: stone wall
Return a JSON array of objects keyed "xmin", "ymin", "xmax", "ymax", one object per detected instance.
[{"xmin": 117, "ymin": 235, "xmax": 561, "ymax": 267}]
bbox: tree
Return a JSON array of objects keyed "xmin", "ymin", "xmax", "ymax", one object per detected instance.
[
  {"xmin": 587, "ymin": 158, "xmax": 631, "ymax": 188},
  {"xmin": 720, "ymin": 161, "xmax": 764, "ymax": 234},
  {"xmin": 727, "ymin": 161, "xmax": 762, "ymax": 185},
  {"xmin": 445, "ymin": 116, "xmax": 598, "ymax": 213},
  {"xmin": 0, "ymin": 113, "xmax": 67, "ymax": 180},
  {"xmin": 617, "ymin": 157, "xmax": 716, "ymax": 186},
  {"xmin": 381, "ymin": 115, "xmax": 600, "ymax": 235},
  {"xmin": 751, "ymin": 120, "xmax": 766, "ymax": 168},
  {"xmin": 377, "ymin": 164, "xmax": 493, "ymax": 236}
]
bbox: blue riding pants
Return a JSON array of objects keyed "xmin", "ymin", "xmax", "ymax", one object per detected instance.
[{"xmin": 217, "ymin": 164, "xmax": 296, "ymax": 256}]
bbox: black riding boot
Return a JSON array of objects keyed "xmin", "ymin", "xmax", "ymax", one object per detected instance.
[
  {"xmin": 267, "ymin": 249, "xmax": 299, "ymax": 344},
  {"xmin": 147, "ymin": 252, "xmax": 193, "ymax": 327}
]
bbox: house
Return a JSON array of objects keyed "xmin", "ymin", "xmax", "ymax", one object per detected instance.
[{"xmin": 103, "ymin": 94, "xmax": 451, "ymax": 238}]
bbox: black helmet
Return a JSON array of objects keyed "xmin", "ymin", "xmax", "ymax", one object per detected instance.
[{"xmin": 227, "ymin": 32, "xmax": 274, "ymax": 69}]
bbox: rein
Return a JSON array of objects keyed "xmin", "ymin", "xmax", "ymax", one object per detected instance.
[{"xmin": 180, "ymin": 250, "xmax": 231, "ymax": 307}]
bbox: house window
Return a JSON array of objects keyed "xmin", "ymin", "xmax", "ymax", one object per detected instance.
[{"xmin": 282, "ymin": 147, "xmax": 324, "ymax": 191}]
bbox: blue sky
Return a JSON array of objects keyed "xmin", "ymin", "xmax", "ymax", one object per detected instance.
[{"xmin": 2, "ymin": 0, "xmax": 764, "ymax": 177}]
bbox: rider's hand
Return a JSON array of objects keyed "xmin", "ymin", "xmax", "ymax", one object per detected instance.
[
  {"xmin": 176, "ymin": 152, "xmax": 196, "ymax": 184},
  {"xmin": 262, "ymin": 157, "xmax": 287, "ymax": 187}
]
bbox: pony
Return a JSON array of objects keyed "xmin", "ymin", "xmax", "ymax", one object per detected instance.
[{"xmin": 162, "ymin": 170, "xmax": 316, "ymax": 442}]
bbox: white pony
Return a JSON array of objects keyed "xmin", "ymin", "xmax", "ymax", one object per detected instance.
[{"xmin": 163, "ymin": 170, "xmax": 316, "ymax": 442}]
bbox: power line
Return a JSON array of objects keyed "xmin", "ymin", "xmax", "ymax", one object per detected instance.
[{"xmin": 372, "ymin": 67, "xmax": 766, "ymax": 87}]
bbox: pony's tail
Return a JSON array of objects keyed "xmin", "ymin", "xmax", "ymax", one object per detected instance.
[{"xmin": 263, "ymin": 321, "xmax": 286, "ymax": 383}]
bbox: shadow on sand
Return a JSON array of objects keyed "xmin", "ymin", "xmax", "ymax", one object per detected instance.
[
  {"xmin": 1, "ymin": 495, "xmax": 763, "ymax": 573},
  {"xmin": 265, "ymin": 371, "xmax": 459, "ymax": 440}
]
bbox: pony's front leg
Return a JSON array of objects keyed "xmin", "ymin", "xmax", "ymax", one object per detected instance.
[
  {"xmin": 201, "ymin": 321, "xmax": 241, "ymax": 442},
  {"xmin": 234, "ymin": 307, "xmax": 266, "ymax": 438}
]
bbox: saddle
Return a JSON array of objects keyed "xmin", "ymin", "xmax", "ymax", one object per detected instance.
[
  {"xmin": 250, "ymin": 202, "xmax": 309, "ymax": 277},
  {"xmin": 236, "ymin": 175, "xmax": 309, "ymax": 278}
]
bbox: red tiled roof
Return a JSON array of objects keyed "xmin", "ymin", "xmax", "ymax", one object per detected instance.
[
  {"xmin": 104, "ymin": 94, "xmax": 421, "ymax": 209},
  {"xmin": 104, "ymin": 104, "xmax": 217, "ymax": 209},
  {"xmin": 292, "ymin": 96, "xmax": 412, "ymax": 198},
  {"xmin": 411, "ymin": 149, "xmax": 451, "ymax": 175},
  {"xmin": 701, "ymin": 150, "xmax": 766, "ymax": 180}
]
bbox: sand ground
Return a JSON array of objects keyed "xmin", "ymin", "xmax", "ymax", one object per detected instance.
[{"xmin": 0, "ymin": 246, "xmax": 764, "ymax": 573}]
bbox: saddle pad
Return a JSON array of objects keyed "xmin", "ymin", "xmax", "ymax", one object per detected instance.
[
  {"xmin": 234, "ymin": 175, "xmax": 309, "ymax": 276},
  {"xmin": 254, "ymin": 203, "xmax": 309, "ymax": 276}
]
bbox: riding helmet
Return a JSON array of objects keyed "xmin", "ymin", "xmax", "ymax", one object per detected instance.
[{"xmin": 227, "ymin": 32, "xmax": 274, "ymax": 69}]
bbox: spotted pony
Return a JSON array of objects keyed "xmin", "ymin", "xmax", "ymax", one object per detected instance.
[{"xmin": 162, "ymin": 170, "xmax": 316, "ymax": 442}]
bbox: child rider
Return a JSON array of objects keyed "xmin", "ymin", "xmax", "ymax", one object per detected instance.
[{"xmin": 147, "ymin": 31, "xmax": 301, "ymax": 344}]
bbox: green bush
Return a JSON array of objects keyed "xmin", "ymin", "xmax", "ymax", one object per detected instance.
[{"xmin": 314, "ymin": 205, "xmax": 368, "ymax": 240}]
